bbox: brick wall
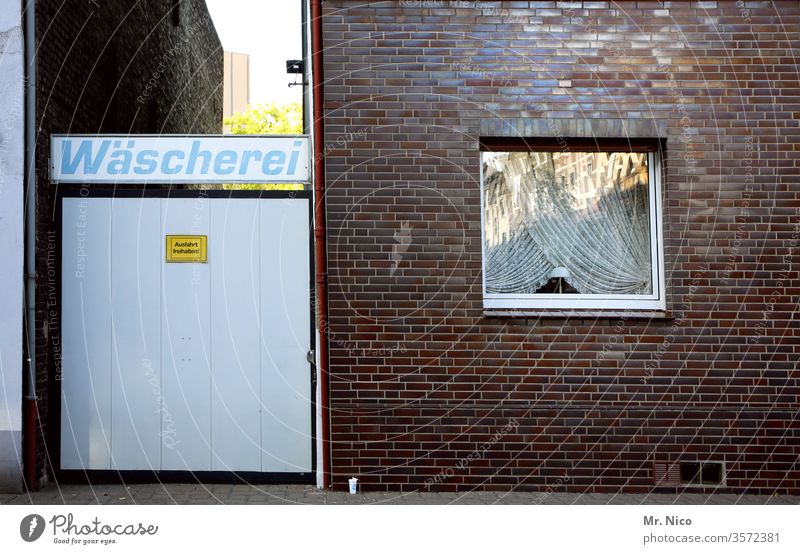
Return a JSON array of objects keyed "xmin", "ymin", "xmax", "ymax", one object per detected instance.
[
  {"xmin": 34, "ymin": 0, "xmax": 222, "ymax": 486},
  {"xmin": 321, "ymin": 1, "xmax": 800, "ymax": 492}
]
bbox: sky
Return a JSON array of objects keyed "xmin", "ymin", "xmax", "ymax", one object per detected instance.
[{"xmin": 205, "ymin": 0, "xmax": 303, "ymax": 106}]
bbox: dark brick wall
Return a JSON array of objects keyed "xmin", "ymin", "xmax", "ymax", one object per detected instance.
[
  {"xmin": 33, "ymin": 0, "xmax": 222, "ymax": 486},
  {"xmin": 321, "ymin": 1, "xmax": 800, "ymax": 492}
]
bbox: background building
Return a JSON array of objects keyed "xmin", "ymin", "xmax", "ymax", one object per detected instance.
[{"xmin": 223, "ymin": 51, "xmax": 250, "ymax": 132}]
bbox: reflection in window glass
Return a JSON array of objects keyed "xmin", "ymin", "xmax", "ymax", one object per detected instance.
[{"xmin": 483, "ymin": 151, "xmax": 652, "ymax": 296}]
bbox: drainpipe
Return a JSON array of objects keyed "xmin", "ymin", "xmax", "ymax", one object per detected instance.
[
  {"xmin": 301, "ymin": 0, "xmax": 310, "ymax": 136},
  {"xmin": 310, "ymin": 0, "xmax": 331, "ymax": 489},
  {"xmin": 22, "ymin": 0, "xmax": 38, "ymax": 491}
]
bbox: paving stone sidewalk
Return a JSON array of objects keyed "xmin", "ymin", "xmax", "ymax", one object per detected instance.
[{"xmin": 1, "ymin": 485, "xmax": 798, "ymax": 505}]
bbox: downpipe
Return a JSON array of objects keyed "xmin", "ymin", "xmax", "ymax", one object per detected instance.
[
  {"xmin": 310, "ymin": 0, "xmax": 331, "ymax": 489},
  {"xmin": 22, "ymin": 0, "xmax": 38, "ymax": 491}
]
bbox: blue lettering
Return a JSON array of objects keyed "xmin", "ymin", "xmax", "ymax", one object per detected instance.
[
  {"xmin": 161, "ymin": 150, "xmax": 185, "ymax": 174},
  {"xmin": 262, "ymin": 150, "xmax": 286, "ymax": 175},
  {"xmin": 60, "ymin": 139, "xmax": 111, "ymax": 175},
  {"xmin": 214, "ymin": 150, "xmax": 237, "ymax": 175},
  {"xmin": 107, "ymin": 147, "xmax": 133, "ymax": 175},
  {"xmin": 238, "ymin": 150, "xmax": 262, "ymax": 175},
  {"xmin": 287, "ymin": 140, "xmax": 303, "ymax": 175},
  {"xmin": 58, "ymin": 138, "xmax": 308, "ymax": 180},
  {"xmin": 186, "ymin": 140, "xmax": 211, "ymax": 175},
  {"xmin": 134, "ymin": 150, "xmax": 158, "ymax": 174}
]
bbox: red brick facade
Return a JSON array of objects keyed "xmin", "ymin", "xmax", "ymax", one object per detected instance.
[{"xmin": 321, "ymin": 1, "xmax": 800, "ymax": 492}]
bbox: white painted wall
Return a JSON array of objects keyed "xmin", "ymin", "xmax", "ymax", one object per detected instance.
[{"xmin": 0, "ymin": 6, "xmax": 25, "ymax": 493}]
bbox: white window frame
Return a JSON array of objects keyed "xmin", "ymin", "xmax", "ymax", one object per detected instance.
[{"xmin": 480, "ymin": 150, "xmax": 666, "ymax": 311}]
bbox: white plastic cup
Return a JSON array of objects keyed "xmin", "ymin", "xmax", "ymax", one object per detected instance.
[{"xmin": 348, "ymin": 477, "xmax": 358, "ymax": 494}]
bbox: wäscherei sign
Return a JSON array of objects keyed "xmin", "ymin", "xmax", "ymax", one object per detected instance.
[{"xmin": 50, "ymin": 134, "xmax": 311, "ymax": 184}]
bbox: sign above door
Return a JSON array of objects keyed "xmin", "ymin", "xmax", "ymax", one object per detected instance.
[{"xmin": 50, "ymin": 134, "xmax": 311, "ymax": 184}]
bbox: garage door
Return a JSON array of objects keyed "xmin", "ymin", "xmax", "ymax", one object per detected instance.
[{"xmin": 58, "ymin": 190, "xmax": 314, "ymax": 480}]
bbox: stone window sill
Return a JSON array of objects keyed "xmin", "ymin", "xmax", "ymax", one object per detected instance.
[{"xmin": 482, "ymin": 310, "xmax": 674, "ymax": 320}]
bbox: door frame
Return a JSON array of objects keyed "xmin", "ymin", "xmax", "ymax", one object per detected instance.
[{"xmin": 50, "ymin": 186, "xmax": 317, "ymax": 485}]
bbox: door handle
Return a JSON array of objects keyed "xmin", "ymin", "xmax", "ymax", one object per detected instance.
[{"xmin": 307, "ymin": 350, "xmax": 317, "ymax": 384}]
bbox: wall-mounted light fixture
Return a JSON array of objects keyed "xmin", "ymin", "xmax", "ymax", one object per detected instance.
[{"xmin": 286, "ymin": 60, "xmax": 307, "ymax": 88}]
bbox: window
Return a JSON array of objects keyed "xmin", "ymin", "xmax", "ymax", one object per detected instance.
[{"xmin": 481, "ymin": 142, "xmax": 665, "ymax": 311}]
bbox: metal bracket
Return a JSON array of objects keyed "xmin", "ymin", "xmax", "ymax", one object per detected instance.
[{"xmin": 307, "ymin": 350, "xmax": 317, "ymax": 383}]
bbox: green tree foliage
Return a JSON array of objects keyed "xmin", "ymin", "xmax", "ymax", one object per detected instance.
[
  {"xmin": 223, "ymin": 102, "xmax": 304, "ymax": 191},
  {"xmin": 224, "ymin": 102, "xmax": 303, "ymax": 135}
]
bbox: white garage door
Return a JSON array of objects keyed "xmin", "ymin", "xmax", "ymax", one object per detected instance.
[{"xmin": 59, "ymin": 192, "xmax": 313, "ymax": 478}]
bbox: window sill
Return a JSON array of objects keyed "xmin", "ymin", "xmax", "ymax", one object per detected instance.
[{"xmin": 482, "ymin": 310, "xmax": 673, "ymax": 320}]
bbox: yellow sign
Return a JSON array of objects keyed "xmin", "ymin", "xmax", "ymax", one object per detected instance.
[{"xmin": 166, "ymin": 235, "xmax": 208, "ymax": 263}]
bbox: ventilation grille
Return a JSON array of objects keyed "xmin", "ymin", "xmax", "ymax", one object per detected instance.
[
  {"xmin": 653, "ymin": 462, "xmax": 681, "ymax": 486},
  {"xmin": 654, "ymin": 461, "xmax": 725, "ymax": 486}
]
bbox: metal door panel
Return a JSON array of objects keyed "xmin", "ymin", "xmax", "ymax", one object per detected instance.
[
  {"xmin": 210, "ymin": 199, "xmax": 262, "ymax": 471},
  {"xmin": 61, "ymin": 198, "xmax": 113, "ymax": 470},
  {"xmin": 110, "ymin": 198, "xmax": 162, "ymax": 470},
  {"xmin": 161, "ymin": 198, "xmax": 212, "ymax": 471},
  {"xmin": 260, "ymin": 199, "xmax": 312, "ymax": 473}
]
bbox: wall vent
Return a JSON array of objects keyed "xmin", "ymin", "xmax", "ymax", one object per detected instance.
[
  {"xmin": 681, "ymin": 462, "xmax": 724, "ymax": 485},
  {"xmin": 654, "ymin": 461, "xmax": 725, "ymax": 486},
  {"xmin": 653, "ymin": 462, "xmax": 681, "ymax": 486}
]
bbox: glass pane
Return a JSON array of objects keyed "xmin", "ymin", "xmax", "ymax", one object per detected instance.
[{"xmin": 483, "ymin": 151, "xmax": 653, "ymax": 295}]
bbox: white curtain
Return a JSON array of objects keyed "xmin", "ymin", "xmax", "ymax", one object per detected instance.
[{"xmin": 484, "ymin": 152, "xmax": 653, "ymax": 295}]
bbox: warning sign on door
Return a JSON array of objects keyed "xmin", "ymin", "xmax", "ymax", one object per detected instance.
[{"xmin": 166, "ymin": 235, "xmax": 208, "ymax": 263}]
